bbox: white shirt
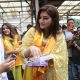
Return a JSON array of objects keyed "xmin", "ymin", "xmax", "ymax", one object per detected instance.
[
  {"xmin": 64, "ymin": 30, "xmax": 73, "ymax": 57},
  {"xmin": 0, "ymin": 35, "xmax": 8, "ymax": 80},
  {"xmin": 64, "ymin": 30, "xmax": 73, "ymax": 41}
]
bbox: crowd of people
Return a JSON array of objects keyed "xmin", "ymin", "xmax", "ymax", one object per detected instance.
[
  {"xmin": 0, "ymin": 4, "xmax": 80, "ymax": 80},
  {"xmin": 62, "ymin": 18, "xmax": 80, "ymax": 80}
]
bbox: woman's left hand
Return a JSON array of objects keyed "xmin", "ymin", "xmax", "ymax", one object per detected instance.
[
  {"xmin": 13, "ymin": 48, "xmax": 20, "ymax": 54},
  {"xmin": 29, "ymin": 46, "xmax": 42, "ymax": 58}
]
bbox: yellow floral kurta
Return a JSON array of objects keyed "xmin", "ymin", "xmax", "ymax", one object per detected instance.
[
  {"xmin": 21, "ymin": 28, "xmax": 68, "ymax": 80},
  {"xmin": 2, "ymin": 36, "xmax": 22, "ymax": 80}
]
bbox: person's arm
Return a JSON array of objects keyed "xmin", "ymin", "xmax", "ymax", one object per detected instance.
[
  {"xmin": 22, "ymin": 48, "xmax": 30, "ymax": 58},
  {"xmin": 75, "ymin": 45, "xmax": 80, "ymax": 50},
  {"xmin": 22, "ymin": 46, "xmax": 41, "ymax": 58},
  {"xmin": 20, "ymin": 28, "xmax": 35, "ymax": 57},
  {"xmin": 21, "ymin": 28, "xmax": 41, "ymax": 58},
  {"xmin": 0, "ymin": 64, "xmax": 4, "ymax": 73},
  {"xmin": 6, "ymin": 48, "xmax": 20, "ymax": 55},
  {"xmin": 73, "ymin": 41, "xmax": 80, "ymax": 51},
  {"xmin": 0, "ymin": 55, "xmax": 15, "ymax": 74}
]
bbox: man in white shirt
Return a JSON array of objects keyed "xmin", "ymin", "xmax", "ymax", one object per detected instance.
[
  {"xmin": 64, "ymin": 19, "xmax": 74, "ymax": 57},
  {"xmin": 64, "ymin": 18, "xmax": 75, "ymax": 80}
]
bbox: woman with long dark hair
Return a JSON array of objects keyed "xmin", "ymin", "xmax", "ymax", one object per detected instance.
[
  {"xmin": 21, "ymin": 5, "xmax": 68, "ymax": 80},
  {"xmin": 1, "ymin": 23, "xmax": 22, "ymax": 80}
]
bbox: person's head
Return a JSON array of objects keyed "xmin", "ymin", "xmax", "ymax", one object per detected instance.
[
  {"xmin": 13, "ymin": 26, "xmax": 18, "ymax": 35},
  {"xmin": 74, "ymin": 27, "xmax": 80, "ymax": 39},
  {"xmin": 62, "ymin": 24, "xmax": 67, "ymax": 31},
  {"xmin": 77, "ymin": 27, "xmax": 80, "ymax": 35},
  {"xmin": 35, "ymin": 4, "xmax": 60, "ymax": 38},
  {"xmin": 67, "ymin": 18, "xmax": 75, "ymax": 32},
  {"xmin": 27, "ymin": 24, "xmax": 32, "ymax": 31},
  {"xmin": 1, "ymin": 23, "xmax": 14, "ymax": 38}
]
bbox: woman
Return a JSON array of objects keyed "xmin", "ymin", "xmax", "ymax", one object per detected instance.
[
  {"xmin": 1, "ymin": 23, "xmax": 22, "ymax": 80},
  {"xmin": 21, "ymin": 5, "xmax": 68, "ymax": 80}
]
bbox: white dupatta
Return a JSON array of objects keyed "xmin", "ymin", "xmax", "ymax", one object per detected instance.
[{"xmin": 0, "ymin": 35, "xmax": 8, "ymax": 80}]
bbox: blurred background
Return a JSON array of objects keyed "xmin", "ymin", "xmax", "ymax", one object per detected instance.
[{"xmin": 0, "ymin": 0, "xmax": 80, "ymax": 34}]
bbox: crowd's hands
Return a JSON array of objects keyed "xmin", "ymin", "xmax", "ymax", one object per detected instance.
[
  {"xmin": 67, "ymin": 34, "xmax": 80, "ymax": 47},
  {"xmin": 1, "ymin": 55, "xmax": 15, "ymax": 72},
  {"xmin": 67, "ymin": 37, "xmax": 75, "ymax": 47}
]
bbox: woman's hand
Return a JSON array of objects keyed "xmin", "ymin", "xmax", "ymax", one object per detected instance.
[
  {"xmin": 6, "ymin": 48, "xmax": 20, "ymax": 55},
  {"xmin": 29, "ymin": 46, "xmax": 42, "ymax": 58},
  {"xmin": 13, "ymin": 48, "xmax": 20, "ymax": 54},
  {"xmin": 23, "ymin": 46, "xmax": 42, "ymax": 58},
  {"xmin": 1, "ymin": 55, "xmax": 15, "ymax": 72}
]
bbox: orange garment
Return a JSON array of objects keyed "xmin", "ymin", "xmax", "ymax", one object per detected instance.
[
  {"xmin": 34, "ymin": 31, "xmax": 56, "ymax": 54},
  {"xmin": 2, "ymin": 36, "xmax": 22, "ymax": 66},
  {"xmin": 13, "ymin": 36, "xmax": 22, "ymax": 66},
  {"xmin": 33, "ymin": 30, "xmax": 56, "ymax": 78}
]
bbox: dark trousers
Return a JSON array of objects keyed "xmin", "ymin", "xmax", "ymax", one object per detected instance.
[
  {"xmin": 68, "ymin": 57, "xmax": 74, "ymax": 80},
  {"xmin": 7, "ymin": 70, "xmax": 14, "ymax": 80},
  {"xmin": 72, "ymin": 63, "xmax": 80, "ymax": 80}
]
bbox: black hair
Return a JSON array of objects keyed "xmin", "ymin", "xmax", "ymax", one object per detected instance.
[
  {"xmin": 35, "ymin": 4, "xmax": 60, "ymax": 39},
  {"xmin": 67, "ymin": 18, "xmax": 75, "ymax": 23}
]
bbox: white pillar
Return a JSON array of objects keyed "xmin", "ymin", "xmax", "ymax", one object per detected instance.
[{"xmin": 35, "ymin": 0, "xmax": 39, "ymax": 20}]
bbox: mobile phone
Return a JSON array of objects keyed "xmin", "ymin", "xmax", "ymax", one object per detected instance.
[{"xmin": 11, "ymin": 54, "xmax": 16, "ymax": 59}]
